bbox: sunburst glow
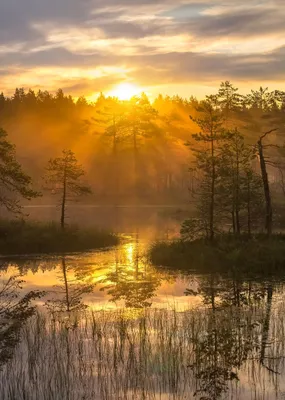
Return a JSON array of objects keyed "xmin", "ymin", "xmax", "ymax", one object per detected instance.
[{"xmin": 109, "ymin": 83, "xmax": 142, "ymax": 100}]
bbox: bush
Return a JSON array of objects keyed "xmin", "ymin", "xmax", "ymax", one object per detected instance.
[{"xmin": 180, "ymin": 218, "xmax": 208, "ymax": 241}]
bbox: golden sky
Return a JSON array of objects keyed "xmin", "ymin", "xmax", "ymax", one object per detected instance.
[{"xmin": 1, "ymin": 0, "xmax": 285, "ymax": 99}]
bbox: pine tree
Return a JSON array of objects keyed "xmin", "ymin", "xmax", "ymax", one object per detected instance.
[
  {"xmin": 122, "ymin": 94, "xmax": 158, "ymax": 190},
  {"xmin": 217, "ymin": 81, "xmax": 242, "ymax": 114},
  {"xmin": 45, "ymin": 150, "xmax": 92, "ymax": 229},
  {"xmin": 0, "ymin": 128, "xmax": 40, "ymax": 214},
  {"xmin": 217, "ymin": 81, "xmax": 243, "ymax": 127},
  {"xmin": 246, "ymin": 87, "xmax": 274, "ymax": 111},
  {"xmin": 0, "ymin": 93, "xmax": 5, "ymax": 112},
  {"xmin": 218, "ymin": 129, "xmax": 254, "ymax": 234},
  {"xmin": 217, "ymin": 129, "xmax": 264, "ymax": 235},
  {"xmin": 244, "ymin": 169, "xmax": 264, "ymax": 236},
  {"xmin": 189, "ymin": 99, "xmax": 225, "ymax": 241},
  {"xmin": 86, "ymin": 96, "xmax": 127, "ymax": 198}
]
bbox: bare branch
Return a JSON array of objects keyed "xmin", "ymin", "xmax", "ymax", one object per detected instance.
[{"xmin": 259, "ymin": 129, "xmax": 278, "ymax": 141}]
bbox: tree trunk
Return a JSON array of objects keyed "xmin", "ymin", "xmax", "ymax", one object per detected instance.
[
  {"xmin": 247, "ymin": 178, "xmax": 251, "ymax": 237},
  {"xmin": 260, "ymin": 285, "xmax": 273, "ymax": 364},
  {"xmin": 133, "ymin": 129, "xmax": 139, "ymax": 191},
  {"xmin": 232, "ymin": 209, "xmax": 236, "ymax": 234},
  {"xmin": 210, "ymin": 274, "xmax": 216, "ymax": 313},
  {"xmin": 210, "ymin": 138, "xmax": 215, "ymax": 241},
  {"xmin": 61, "ymin": 167, "xmax": 67, "ymax": 230},
  {"xmin": 112, "ymin": 122, "xmax": 120, "ymax": 201},
  {"xmin": 258, "ymin": 139, "xmax": 272, "ymax": 236},
  {"xmin": 134, "ymin": 230, "xmax": 139, "ymax": 281},
  {"xmin": 235, "ymin": 140, "xmax": 241, "ymax": 235},
  {"xmin": 235, "ymin": 208, "xmax": 241, "ymax": 235},
  {"xmin": 62, "ymin": 257, "xmax": 70, "ymax": 312}
]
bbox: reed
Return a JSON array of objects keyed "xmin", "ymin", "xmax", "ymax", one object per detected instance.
[{"xmin": 0, "ymin": 300, "xmax": 284, "ymax": 400}]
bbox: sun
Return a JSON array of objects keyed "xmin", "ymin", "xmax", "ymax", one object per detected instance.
[{"xmin": 109, "ymin": 83, "xmax": 142, "ymax": 100}]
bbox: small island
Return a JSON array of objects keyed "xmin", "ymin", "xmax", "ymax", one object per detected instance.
[
  {"xmin": 149, "ymin": 234, "xmax": 285, "ymax": 275},
  {"xmin": 0, "ymin": 220, "xmax": 119, "ymax": 255}
]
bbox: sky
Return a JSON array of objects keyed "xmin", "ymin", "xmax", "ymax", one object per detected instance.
[{"xmin": 1, "ymin": 0, "xmax": 285, "ymax": 99}]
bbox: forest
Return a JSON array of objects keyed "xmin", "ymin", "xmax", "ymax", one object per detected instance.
[{"xmin": 1, "ymin": 82, "xmax": 285, "ymax": 209}]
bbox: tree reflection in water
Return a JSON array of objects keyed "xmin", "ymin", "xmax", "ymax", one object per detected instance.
[
  {"xmin": 72, "ymin": 232, "xmax": 168, "ymax": 309},
  {"xmin": 0, "ymin": 267, "xmax": 43, "ymax": 368},
  {"xmin": 46, "ymin": 257, "xmax": 94, "ymax": 313},
  {"xmin": 99, "ymin": 234, "xmax": 164, "ymax": 308},
  {"xmin": 1, "ymin": 249, "xmax": 285, "ymax": 398},
  {"xmin": 185, "ymin": 273, "xmax": 281, "ymax": 399}
]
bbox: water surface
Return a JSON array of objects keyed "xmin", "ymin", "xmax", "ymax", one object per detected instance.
[{"xmin": 1, "ymin": 207, "xmax": 285, "ymax": 399}]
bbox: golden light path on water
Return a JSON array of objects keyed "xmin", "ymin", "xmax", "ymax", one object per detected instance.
[{"xmin": 2, "ymin": 240, "xmax": 202, "ymax": 311}]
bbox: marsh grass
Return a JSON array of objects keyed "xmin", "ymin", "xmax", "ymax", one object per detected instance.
[
  {"xmin": 149, "ymin": 234, "xmax": 285, "ymax": 275},
  {"xmin": 0, "ymin": 219, "xmax": 119, "ymax": 255},
  {"xmin": 0, "ymin": 302, "xmax": 284, "ymax": 400}
]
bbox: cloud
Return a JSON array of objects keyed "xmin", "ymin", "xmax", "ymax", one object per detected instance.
[
  {"xmin": 60, "ymin": 75, "xmax": 126, "ymax": 95},
  {"xmin": 179, "ymin": 7, "xmax": 285, "ymax": 39},
  {"xmin": 2, "ymin": 45, "xmax": 285, "ymax": 90},
  {"xmin": 128, "ymin": 47, "xmax": 285, "ymax": 85},
  {"xmin": 1, "ymin": 0, "xmax": 285, "ymax": 95}
]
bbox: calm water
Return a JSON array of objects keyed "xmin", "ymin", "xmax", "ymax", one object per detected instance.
[{"xmin": 1, "ymin": 207, "xmax": 285, "ymax": 399}]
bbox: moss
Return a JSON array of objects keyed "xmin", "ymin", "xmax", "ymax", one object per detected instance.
[{"xmin": 0, "ymin": 220, "xmax": 119, "ymax": 255}]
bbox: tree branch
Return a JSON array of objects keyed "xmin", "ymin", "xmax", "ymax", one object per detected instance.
[{"xmin": 259, "ymin": 129, "xmax": 278, "ymax": 141}]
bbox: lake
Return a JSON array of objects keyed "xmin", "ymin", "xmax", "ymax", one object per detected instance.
[{"xmin": 0, "ymin": 206, "xmax": 285, "ymax": 399}]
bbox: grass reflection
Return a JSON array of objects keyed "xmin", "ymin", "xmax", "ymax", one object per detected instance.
[
  {"xmin": 0, "ymin": 244, "xmax": 285, "ymax": 398},
  {"xmin": 0, "ymin": 300, "xmax": 284, "ymax": 399}
]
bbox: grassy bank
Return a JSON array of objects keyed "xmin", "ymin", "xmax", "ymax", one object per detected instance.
[
  {"xmin": 0, "ymin": 220, "xmax": 119, "ymax": 255},
  {"xmin": 149, "ymin": 234, "xmax": 285, "ymax": 275}
]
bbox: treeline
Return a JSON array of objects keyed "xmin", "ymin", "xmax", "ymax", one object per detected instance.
[
  {"xmin": 183, "ymin": 83, "xmax": 285, "ymax": 238},
  {"xmin": 0, "ymin": 83, "xmax": 285, "ymax": 205}
]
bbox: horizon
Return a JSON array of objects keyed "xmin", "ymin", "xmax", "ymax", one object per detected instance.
[{"xmin": 1, "ymin": 82, "xmax": 284, "ymax": 103}]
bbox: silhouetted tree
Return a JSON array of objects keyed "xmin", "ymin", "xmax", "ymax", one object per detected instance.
[
  {"xmin": 247, "ymin": 87, "xmax": 274, "ymax": 111},
  {"xmin": 217, "ymin": 129, "xmax": 263, "ymax": 234},
  {"xmin": 0, "ymin": 128, "xmax": 40, "ymax": 214},
  {"xmin": 256, "ymin": 129, "xmax": 278, "ymax": 236},
  {"xmin": 122, "ymin": 94, "xmax": 158, "ymax": 191},
  {"xmin": 188, "ymin": 100, "xmax": 225, "ymax": 240},
  {"xmin": 0, "ymin": 272, "xmax": 44, "ymax": 367},
  {"xmin": 45, "ymin": 150, "xmax": 92, "ymax": 229},
  {"xmin": 217, "ymin": 81, "xmax": 242, "ymax": 123}
]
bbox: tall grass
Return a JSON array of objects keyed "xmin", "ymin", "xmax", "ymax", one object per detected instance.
[
  {"xmin": 0, "ymin": 219, "xmax": 119, "ymax": 255},
  {"xmin": 0, "ymin": 301, "xmax": 284, "ymax": 400}
]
